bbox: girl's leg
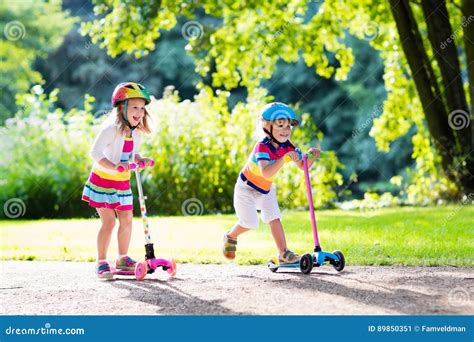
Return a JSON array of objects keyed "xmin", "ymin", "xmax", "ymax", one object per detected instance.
[
  {"xmin": 116, "ymin": 209, "xmax": 133, "ymax": 256},
  {"xmin": 97, "ymin": 208, "xmax": 116, "ymax": 260},
  {"xmin": 268, "ymin": 218, "xmax": 287, "ymax": 254}
]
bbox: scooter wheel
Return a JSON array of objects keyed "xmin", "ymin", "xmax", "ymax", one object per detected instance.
[
  {"xmin": 299, "ymin": 253, "xmax": 313, "ymax": 274},
  {"xmin": 268, "ymin": 257, "xmax": 278, "ymax": 273},
  {"xmin": 166, "ymin": 258, "xmax": 177, "ymax": 277},
  {"xmin": 135, "ymin": 261, "xmax": 148, "ymax": 281},
  {"xmin": 331, "ymin": 250, "xmax": 345, "ymax": 272}
]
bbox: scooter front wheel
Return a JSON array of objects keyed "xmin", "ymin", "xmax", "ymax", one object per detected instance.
[
  {"xmin": 331, "ymin": 250, "xmax": 345, "ymax": 272},
  {"xmin": 166, "ymin": 258, "xmax": 177, "ymax": 277},
  {"xmin": 135, "ymin": 261, "xmax": 148, "ymax": 281}
]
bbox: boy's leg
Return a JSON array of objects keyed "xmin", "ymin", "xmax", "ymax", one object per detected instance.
[
  {"xmin": 223, "ymin": 224, "xmax": 251, "ymax": 260},
  {"xmin": 225, "ymin": 179, "xmax": 259, "ymax": 259},
  {"xmin": 268, "ymin": 218, "xmax": 287, "ymax": 254},
  {"xmin": 261, "ymin": 185, "xmax": 300, "ymax": 264},
  {"xmin": 97, "ymin": 208, "xmax": 116, "ymax": 260},
  {"xmin": 227, "ymin": 224, "xmax": 251, "ymax": 239}
]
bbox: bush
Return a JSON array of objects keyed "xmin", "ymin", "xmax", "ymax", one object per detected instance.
[{"xmin": 0, "ymin": 85, "xmax": 344, "ymax": 219}]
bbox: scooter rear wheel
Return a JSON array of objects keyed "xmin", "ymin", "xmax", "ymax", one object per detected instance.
[
  {"xmin": 268, "ymin": 257, "xmax": 279, "ymax": 273},
  {"xmin": 299, "ymin": 253, "xmax": 314, "ymax": 274}
]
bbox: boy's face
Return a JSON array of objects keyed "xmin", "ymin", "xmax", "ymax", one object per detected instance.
[
  {"xmin": 127, "ymin": 98, "xmax": 146, "ymax": 126},
  {"xmin": 272, "ymin": 118, "xmax": 292, "ymax": 143}
]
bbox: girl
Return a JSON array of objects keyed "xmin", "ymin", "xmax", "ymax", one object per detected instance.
[
  {"xmin": 82, "ymin": 82, "xmax": 154, "ymax": 279},
  {"xmin": 223, "ymin": 102, "xmax": 320, "ymax": 264}
]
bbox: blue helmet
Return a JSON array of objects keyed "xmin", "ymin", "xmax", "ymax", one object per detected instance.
[{"xmin": 260, "ymin": 102, "xmax": 299, "ymax": 126}]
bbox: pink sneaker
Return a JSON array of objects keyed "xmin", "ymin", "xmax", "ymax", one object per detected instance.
[
  {"xmin": 96, "ymin": 261, "xmax": 113, "ymax": 280},
  {"xmin": 115, "ymin": 256, "xmax": 137, "ymax": 271}
]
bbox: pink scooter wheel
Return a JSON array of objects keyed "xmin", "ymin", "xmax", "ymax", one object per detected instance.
[
  {"xmin": 134, "ymin": 261, "xmax": 148, "ymax": 281},
  {"xmin": 167, "ymin": 259, "xmax": 177, "ymax": 277}
]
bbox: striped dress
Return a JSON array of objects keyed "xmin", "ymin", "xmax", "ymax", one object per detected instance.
[{"xmin": 82, "ymin": 136, "xmax": 134, "ymax": 211}]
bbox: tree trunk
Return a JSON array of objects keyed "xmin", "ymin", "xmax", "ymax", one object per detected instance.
[
  {"xmin": 388, "ymin": 0, "xmax": 457, "ymax": 177},
  {"xmin": 461, "ymin": 0, "xmax": 474, "ymax": 115},
  {"xmin": 421, "ymin": 0, "xmax": 470, "ymax": 150},
  {"xmin": 421, "ymin": 0, "xmax": 473, "ymax": 193}
]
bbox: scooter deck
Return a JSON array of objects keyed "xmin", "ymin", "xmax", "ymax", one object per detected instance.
[
  {"xmin": 267, "ymin": 260, "xmax": 299, "ymax": 269},
  {"xmin": 110, "ymin": 267, "xmax": 135, "ymax": 276}
]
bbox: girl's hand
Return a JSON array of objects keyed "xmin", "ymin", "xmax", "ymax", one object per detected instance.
[
  {"xmin": 308, "ymin": 147, "xmax": 320, "ymax": 159},
  {"xmin": 115, "ymin": 162, "xmax": 130, "ymax": 172},
  {"xmin": 285, "ymin": 151, "xmax": 300, "ymax": 163},
  {"xmin": 141, "ymin": 158, "xmax": 155, "ymax": 168}
]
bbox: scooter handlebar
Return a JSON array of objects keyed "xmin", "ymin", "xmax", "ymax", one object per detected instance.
[
  {"xmin": 283, "ymin": 149, "xmax": 316, "ymax": 163},
  {"xmin": 117, "ymin": 160, "xmax": 155, "ymax": 173}
]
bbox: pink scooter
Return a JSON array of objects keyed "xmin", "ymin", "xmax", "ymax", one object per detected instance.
[
  {"xmin": 112, "ymin": 161, "xmax": 177, "ymax": 280},
  {"xmin": 267, "ymin": 149, "xmax": 345, "ymax": 274}
]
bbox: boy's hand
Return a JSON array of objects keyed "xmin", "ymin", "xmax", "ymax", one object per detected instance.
[
  {"xmin": 285, "ymin": 151, "xmax": 300, "ymax": 162},
  {"xmin": 308, "ymin": 147, "xmax": 320, "ymax": 159}
]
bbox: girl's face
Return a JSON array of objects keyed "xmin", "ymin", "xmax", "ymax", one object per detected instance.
[
  {"xmin": 126, "ymin": 98, "xmax": 146, "ymax": 126},
  {"xmin": 272, "ymin": 118, "xmax": 292, "ymax": 143}
]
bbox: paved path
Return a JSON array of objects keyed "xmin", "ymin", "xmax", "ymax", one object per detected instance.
[{"xmin": 1, "ymin": 261, "xmax": 472, "ymax": 315}]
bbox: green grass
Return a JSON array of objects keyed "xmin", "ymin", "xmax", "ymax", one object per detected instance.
[{"xmin": 0, "ymin": 206, "xmax": 472, "ymax": 266}]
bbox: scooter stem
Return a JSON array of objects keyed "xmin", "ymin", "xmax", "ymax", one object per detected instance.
[
  {"xmin": 303, "ymin": 154, "xmax": 320, "ymax": 248},
  {"xmin": 134, "ymin": 168, "xmax": 153, "ymax": 245}
]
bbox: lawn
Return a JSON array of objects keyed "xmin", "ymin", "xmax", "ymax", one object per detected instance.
[{"xmin": 0, "ymin": 205, "xmax": 472, "ymax": 266}]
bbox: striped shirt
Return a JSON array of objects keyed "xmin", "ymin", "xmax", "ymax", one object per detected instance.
[{"xmin": 240, "ymin": 137, "xmax": 295, "ymax": 194}]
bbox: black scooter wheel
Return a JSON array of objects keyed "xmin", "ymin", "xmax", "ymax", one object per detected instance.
[
  {"xmin": 299, "ymin": 253, "xmax": 314, "ymax": 274},
  {"xmin": 331, "ymin": 250, "xmax": 345, "ymax": 272},
  {"xmin": 268, "ymin": 258, "xmax": 278, "ymax": 273}
]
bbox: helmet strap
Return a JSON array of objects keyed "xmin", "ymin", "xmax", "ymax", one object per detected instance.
[
  {"xmin": 122, "ymin": 99, "xmax": 139, "ymax": 137},
  {"xmin": 263, "ymin": 126, "xmax": 283, "ymax": 147}
]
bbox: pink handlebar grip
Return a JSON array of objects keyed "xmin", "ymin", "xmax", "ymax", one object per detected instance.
[{"xmin": 117, "ymin": 160, "xmax": 155, "ymax": 173}]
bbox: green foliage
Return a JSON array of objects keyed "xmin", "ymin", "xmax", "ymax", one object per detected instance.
[
  {"xmin": 83, "ymin": 0, "xmax": 466, "ymax": 203},
  {"xmin": 142, "ymin": 85, "xmax": 343, "ymax": 215},
  {"xmin": 0, "ymin": 85, "xmax": 343, "ymax": 218},
  {"xmin": 0, "ymin": 0, "xmax": 76, "ymax": 123},
  {"xmin": 0, "ymin": 87, "xmax": 96, "ymax": 218}
]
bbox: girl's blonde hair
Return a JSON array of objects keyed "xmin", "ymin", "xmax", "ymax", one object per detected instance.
[{"xmin": 115, "ymin": 102, "xmax": 152, "ymax": 135}]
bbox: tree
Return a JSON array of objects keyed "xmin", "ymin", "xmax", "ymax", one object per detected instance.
[
  {"xmin": 388, "ymin": 0, "xmax": 472, "ymax": 193},
  {"xmin": 82, "ymin": 0, "xmax": 473, "ymax": 196},
  {"xmin": 0, "ymin": 0, "xmax": 76, "ymax": 123}
]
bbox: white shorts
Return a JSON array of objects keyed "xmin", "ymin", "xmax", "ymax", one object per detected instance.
[{"xmin": 233, "ymin": 177, "xmax": 281, "ymax": 229}]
